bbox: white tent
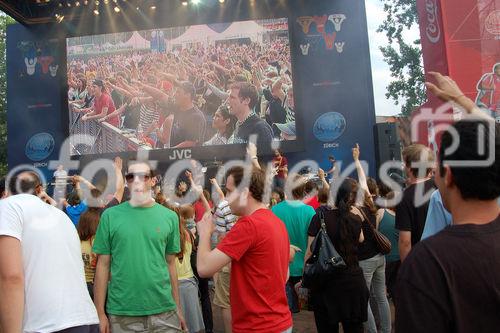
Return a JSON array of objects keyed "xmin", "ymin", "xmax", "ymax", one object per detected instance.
[
  {"xmin": 218, "ymin": 20, "xmax": 268, "ymax": 42},
  {"xmin": 123, "ymin": 31, "xmax": 150, "ymax": 49},
  {"xmin": 169, "ymin": 25, "xmax": 221, "ymax": 46},
  {"xmin": 102, "ymin": 42, "xmax": 114, "ymax": 49}
]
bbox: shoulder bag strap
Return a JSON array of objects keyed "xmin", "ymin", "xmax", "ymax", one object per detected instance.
[{"xmin": 319, "ymin": 210, "xmax": 327, "ymax": 232}]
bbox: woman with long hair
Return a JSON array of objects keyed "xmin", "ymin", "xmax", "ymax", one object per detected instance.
[
  {"xmin": 304, "ymin": 178, "xmax": 369, "ymax": 333},
  {"xmin": 165, "ymin": 203, "xmax": 205, "ymax": 333},
  {"xmin": 77, "ymin": 207, "xmax": 101, "ymax": 300},
  {"xmin": 203, "ymin": 105, "xmax": 236, "ymax": 146}
]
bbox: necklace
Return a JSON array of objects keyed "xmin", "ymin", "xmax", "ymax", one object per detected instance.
[{"xmin": 237, "ymin": 112, "xmax": 255, "ymax": 126}]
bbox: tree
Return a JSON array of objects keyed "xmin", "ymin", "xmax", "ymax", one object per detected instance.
[
  {"xmin": 0, "ymin": 14, "xmax": 14, "ymax": 176},
  {"xmin": 377, "ymin": 0, "xmax": 426, "ymax": 116}
]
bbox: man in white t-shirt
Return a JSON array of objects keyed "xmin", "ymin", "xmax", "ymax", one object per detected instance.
[{"xmin": 0, "ymin": 171, "xmax": 99, "ymax": 333}]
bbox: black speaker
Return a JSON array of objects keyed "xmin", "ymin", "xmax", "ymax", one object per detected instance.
[{"xmin": 374, "ymin": 122, "xmax": 402, "ymax": 171}]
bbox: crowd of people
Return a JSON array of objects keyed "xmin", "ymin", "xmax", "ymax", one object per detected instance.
[
  {"xmin": 68, "ymin": 39, "xmax": 296, "ymax": 151},
  {"xmin": 0, "ymin": 72, "xmax": 499, "ymax": 333}
]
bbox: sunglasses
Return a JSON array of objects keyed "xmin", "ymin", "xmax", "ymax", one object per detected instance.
[{"xmin": 125, "ymin": 172, "xmax": 152, "ymax": 183}]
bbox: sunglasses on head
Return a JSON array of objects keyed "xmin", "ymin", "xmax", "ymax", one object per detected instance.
[{"xmin": 125, "ymin": 172, "xmax": 152, "ymax": 183}]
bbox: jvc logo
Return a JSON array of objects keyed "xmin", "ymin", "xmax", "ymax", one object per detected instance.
[{"xmin": 169, "ymin": 149, "xmax": 192, "ymax": 160}]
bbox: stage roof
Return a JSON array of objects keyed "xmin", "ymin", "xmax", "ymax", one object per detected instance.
[{"xmin": 0, "ymin": 0, "xmax": 153, "ymax": 25}]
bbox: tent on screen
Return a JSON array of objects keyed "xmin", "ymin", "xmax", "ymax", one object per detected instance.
[
  {"xmin": 123, "ymin": 31, "xmax": 150, "ymax": 50},
  {"xmin": 168, "ymin": 24, "xmax": 222, "ymax": 47},
  {"xmin": 218, "ymin": 20, "xmax": 268, "ymax": 43}
]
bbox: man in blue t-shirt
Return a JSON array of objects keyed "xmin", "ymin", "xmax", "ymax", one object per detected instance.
[
  {"xmin": 63, "ymin": 190, "xmax": 87, "ymax": 227},
  {"xmin": 420, "ymin": 189, "xmax": 452, "ymax": 240}
]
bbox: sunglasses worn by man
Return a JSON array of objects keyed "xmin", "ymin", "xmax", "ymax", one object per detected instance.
[{"xmin": 125, "ymin": 172, "xmax": 152, "ymax": 183}]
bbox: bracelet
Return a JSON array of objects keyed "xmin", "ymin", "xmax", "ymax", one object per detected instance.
[{"xmin": 251, "ymin": 156, "xmax": 258, "ymax": 160}]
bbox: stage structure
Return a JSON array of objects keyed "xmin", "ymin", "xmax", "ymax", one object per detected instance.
[{"xmin": 7, "ymin": 0, "xmax": 377, "ymax": 181}]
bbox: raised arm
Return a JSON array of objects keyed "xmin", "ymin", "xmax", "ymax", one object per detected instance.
[
  {"xmin": 246, "ymin": 142, "xmax": 261, "ymax": 170},
  {"xmin": 352, "ymin": 143, "xmax": 369, "ymax": 194},
  {"xmin": 211, "ymin": 61, "xmax": 230, "ymax": 75},
  {"xmin": 107, "ymin": 81, "xmax": 135, "ymax": 100},
  {"xmin": 318, "ymin": 168, "xmax": 329, "ymax": 191},
  {"xmin": 186, "ymin": 171, "xmax": 211, "ymax": 213},
  {"xmin": 158, "ymin": 72, "xmax": 182, "ymax": 86},
  {"xmin": 112, "ymin": 157, "xmax": 125, "ymax": 203},
  {"xmin": 134, "ymin": 80, "xmax": 170, "ymax": 105},
  {"xmin": 210, "ymin": 178, "xmax": 225, "ymax": 202},
  {"xmin": 73, "ymin": 175, "xmax": 97, "ymax": 191},
  {"xmin": 425, "ymin": 71, "xmax": 492, "ymax": 120},
  {"xmin": 271, "ymin": 77, "xmax": 286, "ymax": 102},
  {"xmin": 205, "ymin": 80, "xmax": 229, "ymax": 100}
]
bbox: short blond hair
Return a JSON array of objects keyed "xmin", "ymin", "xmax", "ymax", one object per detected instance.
[{"xmin": 402, "ymin": 144, "xmax": 435, "ymax": 177}]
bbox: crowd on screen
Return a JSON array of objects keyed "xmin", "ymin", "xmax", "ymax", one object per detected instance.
[
  {"xmin": 0, "ymin": 74, "xmax": 499, "ymax": 333},
  {"xmin": 67, "ymin": 39, "xmax": 296, "ymax": 150}
]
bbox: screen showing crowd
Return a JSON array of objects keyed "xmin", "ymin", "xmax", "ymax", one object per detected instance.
[{"xmin": 66, "ymin": 18, "xmax": 296, "ymax": 156}]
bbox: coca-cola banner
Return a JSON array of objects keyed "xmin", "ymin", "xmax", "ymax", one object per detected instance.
[{"xmin": 414, "ymin": 0, "xmax": 500, "ymax": 145}]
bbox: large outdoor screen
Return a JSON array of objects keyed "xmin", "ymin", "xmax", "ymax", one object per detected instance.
[{"xmin": 66, "ymin": 18, "xmax": 296, "ymax": 156}]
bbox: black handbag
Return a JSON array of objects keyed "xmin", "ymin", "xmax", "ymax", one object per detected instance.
[{"xmin": 302, "ymin": 210, "xmax": 346, "ymax": 288}]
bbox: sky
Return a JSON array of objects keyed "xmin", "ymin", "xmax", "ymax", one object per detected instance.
[{"xmin": 365, "ymin": 0, "xmax": 421, "ymax": 116}]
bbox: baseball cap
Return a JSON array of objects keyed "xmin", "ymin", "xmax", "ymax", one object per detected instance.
[
  {"xmin": 276, "ymin": 121, "xmax": 296, "ymax": 136},
  {"xmin": 93, "ymin": 79, "xmax": 105, "ymax": 88}
]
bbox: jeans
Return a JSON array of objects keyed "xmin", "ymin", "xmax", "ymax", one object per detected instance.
[
  {"xmin": 285, "ymin": 276, "xmax": 302, "ymax": 313},
  {"xmin": 196, "ymin": 276, "xmax": 213, "ymax": 332},
  {"xmin": 359, "ymin": 254, "xmax": 391, "ymax": 333}
]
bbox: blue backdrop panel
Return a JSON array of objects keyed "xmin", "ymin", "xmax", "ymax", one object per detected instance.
[
  {"xmin": 7, "ymin": 24, "xmax": 66, "ymax": 181},
  {"xmin": 7, "ymin": 0, "xmax": 376, "ymax": 178}
]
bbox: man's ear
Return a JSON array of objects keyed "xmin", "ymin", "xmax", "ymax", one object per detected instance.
[{"xmin": 443, "ymin": 165, "xmax": 454, "ymax": 188}]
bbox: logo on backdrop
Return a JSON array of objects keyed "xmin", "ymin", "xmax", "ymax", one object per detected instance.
[
  {"xmin": 296, "ymin": 13, "xmax": 347, "ymax": 53},
  {"xmin": 17, "ymin": 40, "xmax": 59, "ymax": 77},
  {"xmin": 424, "ymin": 0, "xmax": 441, "ymax": 44},
  {"xmin": 25, "ymin": 133, "xmax": 55, "ymax": 162},
  {"xmin": 485, "ymin": 10, "xmax": 500, "ymax": 36},
  {"xmin": 313, "ymin": 112, "xmax": 346, "ymax": 142},
  {"xmin": 475, "ymin": 63, "xmax": 500, "ymax": 119}
]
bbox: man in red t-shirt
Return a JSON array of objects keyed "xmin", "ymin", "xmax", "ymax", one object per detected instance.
[
  {"xmin": 272, "ymin": 149, "xmax": 288, "ymax": 189},
  {"xmin": 82, "ymin": 79, "xmax": 119, "ymax": 127},
  {"xmin": 197, "ymin": 167, "xmax": 292, "ymax": 333}
]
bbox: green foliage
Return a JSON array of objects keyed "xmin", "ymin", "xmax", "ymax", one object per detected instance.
[
  {"xmin": 377, "ymin": 0, "xmax": 426, "ymax": 116},
  {"xmin": 0, "ymin": 14, "xmax": 15, "ymax": 176}
]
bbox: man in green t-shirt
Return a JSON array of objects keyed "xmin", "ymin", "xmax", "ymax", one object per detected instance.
[
  {"xmin": 93, "ymin": 161, "xmax": 186, "ymax": 333},
  {"xmin": 271, "ymin": 179, "xmax": 316, "ymax": 313}
]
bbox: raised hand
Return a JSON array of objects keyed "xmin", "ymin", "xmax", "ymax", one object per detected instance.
[
  {"xmin": 352, "ymin": 143, "xmax": 360, "ymax": 161},
  {"xmin": 318, "ymin": 168, "xmax": 325, "ymax": 180},
  {"xmin": 425, "ymin": 72, "xmax": 465, "ymax": 103}
]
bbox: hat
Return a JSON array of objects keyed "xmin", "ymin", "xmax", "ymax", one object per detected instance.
[
  {"xmin": 92, "ymin": 79, "xmax": 105, "ymax": 88},
  {"xmin": 276, "ymin": 121, "xmax": 296, "ymax": 136},
  {"xmin": 179, "ymin": 81, "xmax": 196, "ymax": 99}
]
